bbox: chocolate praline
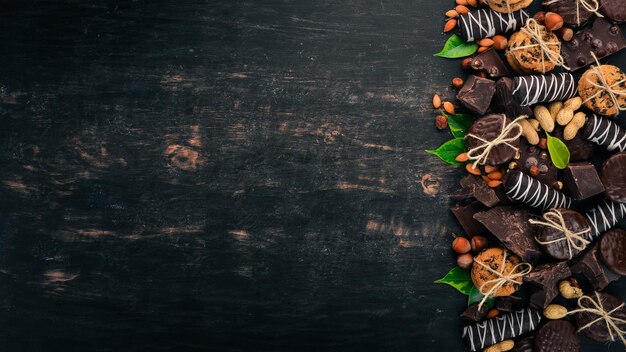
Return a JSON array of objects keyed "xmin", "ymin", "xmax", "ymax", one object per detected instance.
[
  {"xmin": 466, "ymin": 114, "xmax": 521, "ymax": 166},
  {"xmin": 600, "ymin": 228, "xmax": 626, "ymax": 275},
  {"xmin": 575, "ymin": 291, "xmax": 626, "ymax": 342},
  {"xmin": 601, "ymin": 152, "xmax": 626, "ymax": 203},
  {"xmin": 535, "ymin": 208, "xmax": 591, "ymax": 260},
  {"xmin": 534, "ymin": 320, "xmax": 580, "ymax": 352}
]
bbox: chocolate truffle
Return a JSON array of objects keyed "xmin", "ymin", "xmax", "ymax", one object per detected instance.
[
  {"xmin": 466, "ymin": 114, "xmax": 521, "ymax": 166},
  {"xmin": 575, "ymin": 291, "xmax": 626, "ymax": 342},
  {"xmin": 601, "ymin": 152, "xmax": 626, "ymax": 203},
  {"xmin": 533, "ymin": 208, "xmax": 591, "ymax": 260},
  {"xmin": 600, "ymin": 228, "xmax": 626, "ymax": 275}
]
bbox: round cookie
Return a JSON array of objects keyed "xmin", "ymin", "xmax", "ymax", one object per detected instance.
[
  {"xmin": 471, "ymin": 247, "xmax": 523, "ymax": 297},
  {"xmin": 575, "ymin": 291, "xmax": 626, "ymax": 342},
  {"xmin": 535, "ymin": 208, "xmax": 591, "ymax": 260},
  {"xmin": 578, "ymin": 64, "xmax": 626, "ymax": 117},
  {"xmin": 487, "ymin": 0, "xmax": 533, "ymax": 13},
  {"xmin": 600, "ymin": 228, "xmax": 626, "ymax": 275},
  {"xmin": 534, "ymin": 320, "xmax": 580, "ymax": 352},
  {"xmin": 601, "ymin": 151, "xmax": 626, "ymax": 203},
  {"xmin": 506, "ymin": 23, "xmax": 561, "ymax": 74},
  {"xmin": 466, "ymin": 114, "xmax": 521, "ymax": 166}
]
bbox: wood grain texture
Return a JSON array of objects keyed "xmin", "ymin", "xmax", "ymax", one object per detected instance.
[{"xmin": 0, "ymin": 1, "xmax": 624, "ymax": 351}]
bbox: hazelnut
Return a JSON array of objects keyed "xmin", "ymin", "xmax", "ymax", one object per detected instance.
[
  {"xmin": 435, "ymin": 115, "xmax": 448, "ymax": 130},
  {"xmin": 457, "ymin": 253, "xmax": 474, "ymax": 269},
  {"xmin": 492, "ymin": 35, "xmax": 508, "ymax": 50},
  {"xmin": 533, "ymin": 11, "xmax": 546, "ymax": 24},
  {"xmin": 471, "ymin": 235, "xmax": 488, "ymax": 252},
  {"xmin": 529, "ymin": 165, "xmax": 540, "ymax": 177},
  {"xmin": 545, "ymin": 12, "xmax": 564, "ymax": 31},
  {"xmin": 559, "ymin": 27, "xmax": 574, "ymax": 42},
  {"xmin": 538, "ymin": 137, "xmax": 548, "ymax": 149},
  {"xmin": 554, "ymin": 180, "xmax": 564, "ymax": 190},
  {"xmin": 452, "ymin": 237, "xmax": 472, "ymax": 254},
  {"xmin": 461, "ymin": 57, "xmax": 473, "ymax": 70},
  {"xmin": 452, "ymin": 77, "xmax": 464, "ymax": 89}
]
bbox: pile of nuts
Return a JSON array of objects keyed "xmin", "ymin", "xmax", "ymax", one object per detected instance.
[
  {"xmin": 451, "ymin": 234, "xmax": 488, "ymax": 269},
  {"xmin": 519, "ymin": 97, "xmax": 586, "ymax": 143},
  {"xmin": 456, "ymin": 153, "xmax": 507, "ymax": 188}
]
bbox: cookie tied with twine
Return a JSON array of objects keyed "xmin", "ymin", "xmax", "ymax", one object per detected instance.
[
  {"xmin": 466, "ymin": 114, "xmax": 524, "ymax": 168},
  {"xmin": 578, "ymin": 52, "xmax": 626, "ymax": 117},
  {"xmin": 543, "ymin": 0, "xmax": 603, "ymax": 27},
  {"xmin": 506, "ymin": 19, "xmax": 569, "ymax": 74},
  {"xmin": 530, "ymin": 208, "xmax": 591, "ymax": 260},
  {"xmin": 569, "ymin": 291, "xmax": 626, "ymax": 345}
]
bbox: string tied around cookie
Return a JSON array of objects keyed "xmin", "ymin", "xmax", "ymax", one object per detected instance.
[
  {"xmin": 473, "ymin": 249, "xmax": 532, "ymax": 310},
  {"xmin": 543, "ymin": 0, "xmax": 603, "ymax": 26},
  {"xmin": 567, "ymin": 292, "xmax": 626, "ymax": 346},
  {"xmin": 509, "ymin": 19, "xmax": 570, "ymax": 73},
  {"xmin": 582, "ymin": 52, "xmax": 626, "ymax": 113},
  {"xmin": 529, "ymin": 208, "xmax": 591, "ymax": 259},
  {"xmin": 466, "ymin": 115, "xmax": 524, "ymax": 169}
]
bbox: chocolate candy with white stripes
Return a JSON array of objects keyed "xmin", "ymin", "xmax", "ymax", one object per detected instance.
[
  {"xmin": 504, "ymin": 170, "xmax": 573, "ymax": 210},
  {"xmin": 599, "ymin": 228, "xmax": 626, "ymax": 276},
  {"xmin": 585, "ymin": 199, "xmax": 626, "ymax": 239},
  {"xmin": 574, "ymin": 291, "xmax": 626, "ymax": 342},
  {"xmin": 461, "ymin": 308, "xmax": 542, "ymax": 351},
  {"xmin": 512, "ymin": 73, "xmax": 578, "ymax": 106},
  {"xmin": 601, "ymin": 152, "xmax": 626, "ymax": 203},
  {"xmin": 583, "ymin": 114, "xmax": 626, "ymax": 152},
  {"xmin": 534, "ymin": 320, "xmax": 580, "ymax": 352},
  {"xmin": 458, "ymin": 8, "xmax": 530, "ymax": 42},
  {"xmin": 491, "ymin": 77, "xmax": 534, "ymax": 118}
]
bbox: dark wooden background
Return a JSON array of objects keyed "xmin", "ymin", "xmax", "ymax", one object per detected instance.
[{"xmin": 0, "ymin": 1, "xmax": 624, "ymax": 351}]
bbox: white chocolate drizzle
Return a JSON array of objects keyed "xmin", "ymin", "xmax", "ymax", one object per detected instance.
[
  {"xmin": 458, "ymin": 8, "xmax": 529, "ymax": 42},
  {"xmin": 505, "ymin": 171, "xmax": 572, "ymax": 210},
  {"xmin": 585, "ymin": 114, "xmax": 626, "ymax": 152},
  {"xmin": 462, "ymin": 308, "xmax": 541, "ymax": 351},
  {"xmin": 512, "ymin": 73, "xmax": 577, "ymax": 106},
  {"xmin": 585, "ymin": 200, "xmax": 626, "ymax": 239}
]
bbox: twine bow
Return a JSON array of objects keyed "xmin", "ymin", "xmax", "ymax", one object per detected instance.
[
  {"xmin": 509, "ymin": 19, "xmax": 570, "ymax": 73},
  {"xmin": 466, "ymin": 115, "xmax": 524, "ymax": 169},
  {"xmin": 583, "ymin": 52, "xmax": 626, "ymax": 114},
  {"xmin": 473, "ymin": 249, "xmax": 532, "ymax": 310},
  {"xmin": 529, "ymin": 208, "xmax": 591, "ymax": 259},
  {"xmin": 543, "ymin": 0, "xmax": 603, "ymax": 26},
  {"xmin": 568, "ymin": 292, "xmax": 626, "ymax": 346}
]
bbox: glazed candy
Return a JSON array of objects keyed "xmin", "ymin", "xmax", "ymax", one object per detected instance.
[
  {"xmin": 504, "ymin": 170, "xmax": 573, "ymax": 210},
  {"xmin": 583, "ymin": 114, "xmax": 626, "ymax": 152},
  {"xmin": 462, "ymin": 308, "xmax": 542, "ymax": 351},
  {"xmin": 458, "ymin": 8, "xmax": 529, "ymax": 42},
  {"xmin": 512, "ymin": 73, "xmax": 578, "ymax": 106}
]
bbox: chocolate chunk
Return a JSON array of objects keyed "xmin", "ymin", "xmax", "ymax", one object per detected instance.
[
  {"xmin": 491, "ymin": 77, "xmax": 533, "ymax": 119},
  {"xmin": 461, "ymin": 303, "xmax": 490, "ymax": 323},
  {"xmin": 553, "ymin": 125, "xmax": 596, "ymax": 162},
  {"xmin": 600, "ymin": 228, "xmax": 626, "ymax": 275},
  {"xmin": 474, "ymin": 206, "xmax": 542, "ymax": 263},
  {"xmin": 534, "ymin": 208, "xmax": 591, "ymax": 260},
  {"xmin": 450, "ymin": 185, "xmax": 477, "ymax": 201},
  {"xmin": 601, "ymin": 152, "xmax": 626, "ymax": 203},
  {"xmin": 543, "ymin": 0, "xmax": 593, "ymax": 27},
  {"xmin": 575, "ymin": 291, "xmax": 626, "ymax": 342},
  {"xmin": 470, "ymin": 48, "xmax": 509, "ymax": 79},
  {"xmin": 561, "ymin": 18, "xmax": 626, "ymax": 71},
  {"xmin": 457, "ymin": 75, "xmax": 496, "ymax": 116},
  {"xmin": 571, "ymin": 242, "xmax": 621, "ymax": 290},
  {"xmin": 504, "ymin": 170, "xmax": 573, "ymax": 210},
  {"xmin": 510, "ymin": 138, "xmax": 558, "ymax": 187},
  {"xmin": 511, "ymin": 336, "xmax": 534, "ymax": 352},
  {"xmin": 524, "ymin": 262, "xmax": 571, "ymax": 309},
  {"xmin": 495, "ymin": 296, "xmax": 518, "ymax": 313},
  {"xmin": 459, "ymin": 174, "xmax": 503, "ymax": 207},
  {"xmin": 585, "ymin": 199, "xmax": 626, "ymax": 239},
  {"xmin": 467, "ymin": 114, "xmax": 521, "ymax": 166},
  {"xmin": 534, "ymin": 320, "xmax": 580, "ymax": 352},
  {"xmin": 458, "ymin": 8, "xmax": 530, "ymax": 42},
  {"xmin": 600, "ymin": 0, "xmax": 626, "ymax": 23},
  {"xmin": 462, "ymin": 308, "xmax": 542, "ymax": 351},
  {"xmin": 452, "ymin": 201, "xmax": 489, "ymax": 236},
  {"xmin": 563, "ymin": 162, "xmax": 604, "ymax": 200},
  {"xmin": 583, "ymin": 114, "xmax": 626, "ymax": 152},
  {"xmin": 513, "ymin": 73, "xmax": 578, "ymax": 106}
]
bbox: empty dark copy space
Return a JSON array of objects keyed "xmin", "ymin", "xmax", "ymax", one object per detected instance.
[{"xmin": 0, "ymin": 1, "xmax": 624, "ymax": 351}]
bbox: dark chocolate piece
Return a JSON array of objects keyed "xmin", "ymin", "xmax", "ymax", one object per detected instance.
[
  {"xmin": 510, "ymin": 139, "xmax": 558, "ymax": 187},
  {"xmin": 534, "ymin": 320, "xmax": 580, "ymax": 352},
  {"xmin": 524, "ymin": 262, "xmax": 571, "ymax": 309},
  {"xmin": 534, "ymin": 208, "xmax": 591, "ymax": 260},
  {"xmin": 495, "ymin": 296, "xmax": 517, "ymax": 313},
  {"xmin": 575, "ymin": 291, "xmax": 626, "ymax": 342},
  {"xmin": 491, "ymin": 77, "xmax": 533, "ymax": 119},
  {"xmin": 600, "ymin": 228, "xmax": 626, "ymax": 275},
  {"xmin": 583, "ymin": 114, "xmax": 626, "ymax": 152},
  {"xmin": 554, "ymin": 125, "xmax": 596, "ymax": 161},
  {"xmin": 462, "ymin": 308, "xmax": 542, "ymax": 351},
  {"xmin": 571, "ymin": 242, "xmax": 621, "ymax": 290},
  {"xmin": 459, "ymin": 174, "xmax": 503, "ymax": 207},
  {"xmin": 467, "ymin": 114, "xmax": 521, "ymax": 166},
  {"xmin": 585, "ymin": 199, "xmax": 626, "ymax": 239},
  {"xmin": 458, "ymin": 8, "xmax": 530, "ymax": 42},
  {"xmin": 601, "ymin": 151, "xmax": 626, "ymax": 203},
  {"xmin": 504, "ymin": 170, "xmax": 573, "ymax": 210},
  {"xmin": 452, "ymin": 201, "xmax": 489, "ymax": 236},
  {"xmin": 561, "ymin": 18, "xmax": 626, "ymax": 71},
  {"xmin": 450, "ymin": 185, "xmax": 477, "ymax": 201},
  {"xmin": 512, "ymin": 73, "xmax": 578, "ymax": 106},
  {"xmin": 470, "ymin": 48, "xmax": 509, "ymax": 79},
  {"xmin": 512, "ymin": 336, "xmax": 534, "ymax": 352},
  {"xmin": 563, "ymin": 162, "xmax": 604, "ymax": 200},
  {"xmin": 461, "ymin": 303, "xmax": 490, "ymax": 323},
  {"xmin": 474, "ymin": 206, "xmax": 542, "ymax": 263},
  {"xmin": 600, "ymin": 0, "xmax": 626, "ymax": 23},
  {"xmin": 457, "ymin": 75, "xmax": 496, "ymax": 116},
  {"xmin": 543, "ymin": 0, "xmax": 593, "ymax": 27}
]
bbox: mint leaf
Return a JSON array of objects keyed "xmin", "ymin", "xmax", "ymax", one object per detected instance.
[
  {"xmin": 426, "ymin": 137, "xmax": 466, "ymax": 165},
  {"xmin": 467, "ymin": 286, "xmax": 496, "ymax": 307},
  {"xmin": 546, "ymin": 132, "xmax": 570, "ymax": 169},
  {"xmin": 434, "ymin": 34, "xmax": 478, "ymax": 58},
  {"xmin": 434, "ymin": 267, "xmax": 474, "ymax": 295},
  {"xmin": 444, "ymin": 111, "xmax": 475, "ymax": 139}
]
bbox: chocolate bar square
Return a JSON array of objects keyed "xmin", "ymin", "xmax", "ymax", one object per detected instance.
[
  {"xmin": 456, "ymin": 75, "xmax": 496, "ymax": 116},
  {"xmin": 563, "ymin": 162, "xmax": 605, "ymax": 200}
]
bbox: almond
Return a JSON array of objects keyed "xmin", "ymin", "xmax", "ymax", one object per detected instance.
[
  {"xmin": 456, "ymin": 0, "xmax": 468, "ymax": 5},
  {"xmin": 445, "ymin": 9, "xmax": 459, "ymax": 18},
  {"xmin": 444, "ymin": 19, "xmax": 457, "ymax": 32},
  {"xmin": 466, "ymin": 163, "xmax": 481, "ymax": 175},
  {"xmin": 484, "ymin": 165, "xmax": 497, "ymax": 173},
  {"xmin": 492, "ymin": 35, "xmax": 508, "ymax": 50},
  {"xmin": 466, "ymin": 0, "xmax": 478, "ymax": 7},
  {"xmin": 545, "ymin": 12, "xmax": 564, "ymax": 31},
  {"xmin": 433, "ymin": 94, "xmax": 442, "ymax": 109},
  {"xmin": 455, "ymin": 152, "xmax": 469, "ymax": 162},
  {"xmin": 477, "ymin": 38, "xmax": 494, "ymax": 47},
  {"xmin": 455, "ymin": 5, "xmax": 470, "ymax": 14},
  {"xmin": 487, "ymin": 171, "xmax": 503, "ymax": 180},
  {"xmin": 443, "ymin": 101, "xmax": 455, "ymax": 114},
  {"xmin": 487, "ymin": 180, "xmax": 502, "ymax": 188},
  {"xmin": 477, "ymin": 46, "xmax": 489, "ymax": 53},
  {"xmin": 481, "ymin": 175, "xmax": 491, "ymax": 183}
]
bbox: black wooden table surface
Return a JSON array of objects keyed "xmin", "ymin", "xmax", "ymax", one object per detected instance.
[{"xmin": 0, "ymin": 1, "xmax": 624, "ymax": 351}]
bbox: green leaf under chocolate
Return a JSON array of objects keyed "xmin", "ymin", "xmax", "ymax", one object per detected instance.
[
  {"xmin": 434, "ymin": 266, "xmax": 474, "ymax": 295},
  {"xmin": 546, "ymin": 133, "xmax": 570, "ymax": 169},
  {"xmin": 444, "ymin": 111, "xmax": 475, "ymax": 139},
  {"xmin": 467, "ymin": 286, "xmax": 495, "ymax": 307},
  {"xmin": 426, "ymin": 137, "xmax": 466, "ymax": 165},
  {"xmin": 434, "ymin": 34, "xmax": 478, "ymax": 58}
]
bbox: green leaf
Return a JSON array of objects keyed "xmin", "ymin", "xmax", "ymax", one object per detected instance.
[
  {"xmin": 546, "ymin": 132, "xmax": 570, "ymax": 169},
  {"xmin": 426, "ymin": 137, "xmax": 466, "ymax": 165},
  {"xmin": 434, "ymin": 34, "xmax": 479, "ymax": 58},
  {"xmin": 434, "ymin": 267, "xmax": 474, "ymax": 295},
  {"xmin": 467, "ymin": 286, "xmax": 496, "ymax": 307},
  {"xmin": 444, "ymin": 111, "xmax": 475, "ymax": 138}
]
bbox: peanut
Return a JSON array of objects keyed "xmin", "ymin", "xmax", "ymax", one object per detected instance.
[
  {"xmin": 559, "ymin": 280, "xmax": 583, "ymax": 299},
  {"xmin": 548, "ymin": 101, "xmax": 563, "ymax": 120},
  {"xmin": 556, "ymin": 107, "xmax": 574, "ymax": 126},
  {"xmin": 483, "ymin": 340, "xmax": 514, "ymax": 352},
  {"xmin": 543, "ymin": 304, "xmax": 568, "ymax": 320},
  {"xmin": 528, "ymin": 119, "xmax": 540, "ymax": 131},
  {"xmin": 452, "ymin": 77, "xmax": 464, "ymax": 89},
  {"xmin": 564, "ymin": 111, "xmax": 586, "ymax": 140},
  {"xmin": 533, "ymin": 105, "xmax": 554, "ymax": 132},
  {"xmin": 564, "ymin": 96, "xmax": 583, "ymax": 111},
  {"xmin": 518, "ymin": 119, "xmax": 540, "ymax": 145}
]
